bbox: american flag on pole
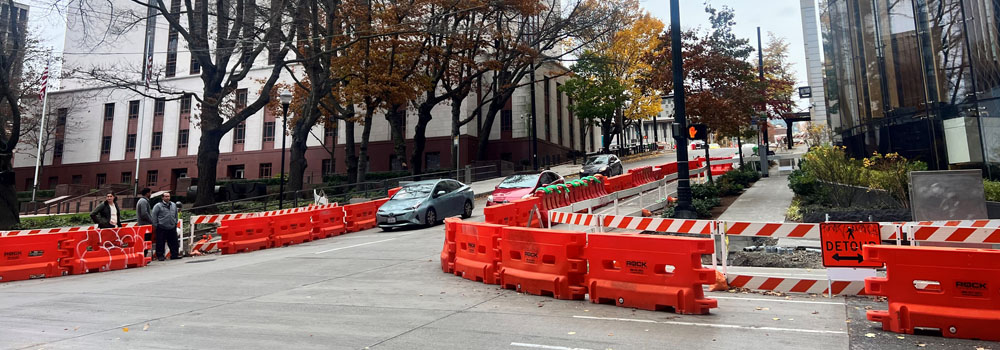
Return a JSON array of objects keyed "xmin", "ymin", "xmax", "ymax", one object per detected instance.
[
  {"xmin": 144, "ymin": 53, "xmax": 153, "ymax": 88},
  {"xmin": 38, "ymin": 62, "xmax": 49, "ymax": 100}
]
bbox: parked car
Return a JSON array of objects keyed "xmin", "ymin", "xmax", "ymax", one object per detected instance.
[
  {"xmin": 580, "ymin": 154, "xmax": 624, "ymax": 177},
  {"xmin": 376, "ymin": 179, "xmax": 474, "ymax": 231},
  {"xmin": 487, "ymin": 170, "xmax": 564, "ymax": 206}
]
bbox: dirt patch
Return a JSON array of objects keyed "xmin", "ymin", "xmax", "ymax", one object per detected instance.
[
  {"xmin": 709, "ymin": 195, "xmax": 739, "ymax": 220},
  {"xmin": 728, "ymin": 250, "xmax": 824, "ymax": 269}
]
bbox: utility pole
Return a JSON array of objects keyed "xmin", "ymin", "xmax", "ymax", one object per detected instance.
[
  {"xmin": 757, "ymin": 27, "xmax": 769, "ymax": 178},
  {"xmin": 529, "ymin": 14, "xmax": 539, "ymax": 171},
  {"xmin": 670, "ymin": 0, "xmax": 696, "ymax": 219}
]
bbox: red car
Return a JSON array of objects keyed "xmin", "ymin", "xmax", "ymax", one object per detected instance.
[{"xmin": 486, "ymin": 170, "xmax": 564, "ymax": 206}]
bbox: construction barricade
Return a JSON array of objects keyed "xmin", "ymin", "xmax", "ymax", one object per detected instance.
[
  {"xmin": 219, "ymin": 216, "xmax": 273, "ymax": 255},
  {"xmin": 484, "ymin": 197, "xmax": 542, "ymax": 227},
  {"xmin": 270, "ymin": 211, "xmax": 314, "ymax": 247},
  {"xmin": 452, "ymin": 220, "xmax": 505, "ymax": 284},
  {"xmin": 75, "ymin": 226, "xmax": 151, "ymax": 273},
  {"xmin": 344, "ymin": 201, "xmax": 378, "ymax": 232},
  {"xmin": 499, "ymin": 226, "xmax": 587, "ymax": 300},
  {"xmin": 864, "ymin": 245, "xmax": 1000, "ymax": 341},
  {"xmin": 628, "ymin": 166, "xmax": 654, "ymax": 187},
  {"xmin": 311, "ymin": 206, "xmax": 347, "ymax": 240},
  {"xmin": 584, "ymin": 232, "xmax": 717, "ymax": 314},
  {"xmin": 0, "ymin": 232, "xmax": 82, "ymax": 282},
  {"xmin": 441, "ymin": 218, "xmax": 460, "ymax": 273},
  {"xmin": 604, "ymin": 174, "xmax": 632, "ymax": 194}
]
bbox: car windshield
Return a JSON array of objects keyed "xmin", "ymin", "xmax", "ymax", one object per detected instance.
[
  {"xmin": 585, "ymin": 156, "xmax": 609, "ymax": 165},
  {"xmin": 393, "ymin": 184, "xmax": 433, "ymax": 200},
  {"xmin": 498, "ymin": 174, "xmax": 540, "ymax": 189}
]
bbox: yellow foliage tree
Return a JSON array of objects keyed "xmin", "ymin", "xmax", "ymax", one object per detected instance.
[{"xmin": 600, "ymin": 13, "xmax": 664, "ymax": 122}]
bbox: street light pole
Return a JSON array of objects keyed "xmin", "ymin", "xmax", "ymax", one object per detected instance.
[
  {"xmin": 670, "ymin": 0, "xmax": 696, "ymax": 219},
  {"xmin": 757, "ymin": 27, "xmax": 769, "ymax": 178},
  {"xmin": 279, "ymin": 92, "xmax": 292, "ymax": 209}
]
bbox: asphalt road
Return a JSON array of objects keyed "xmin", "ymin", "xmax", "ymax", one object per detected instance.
[{"xmin": 1, "ymin": 151, "xmax": 991, "ymax": 350}]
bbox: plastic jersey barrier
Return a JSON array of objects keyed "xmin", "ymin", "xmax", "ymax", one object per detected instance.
[
  {"xmin": 584, "ymin": 232, "xmax": 718, "ymax": 314},
  {"xmin": 311, "ymin": 206, "xmax": 347, "ymax": 240},
  {"xmin": 74, "ymin": 226, "xmax": 151, "ymax": 273},
  {"xmin": 499, "ymin": 226, "xmax": 587, "ymax": 300},
  {"xmin": 344, "ymin": 201, "xmax": 378, "ymax": 232},
  {"xmin": 452, "ymin": 220, "xmax": 505, "ymax": 284},
  {"xmin": 484, "ymin": 197, "xmax": 542, "ymax": 228},
  {"xmin": 864, "ymin": 245, "xmax": 1000, "ymax": 341},
  {"xmin": 441, "ymin": 218, "xmax": 459, "ymax": 273},
  {"xmin": 218, "ymin": 216, "xmax": 273, "ymax": 255},
  {"xmin": 0, "ymin": 232, "xmax": 81, "ymax": 282},
  {"xmin": 269, "ymin": 211, "xmax": 314, "ymax": 247}
]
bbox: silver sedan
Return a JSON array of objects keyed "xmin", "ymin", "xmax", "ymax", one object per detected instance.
[{"xmin": 376, "ymin": 179, "xmax": 474, "ymax": 231}]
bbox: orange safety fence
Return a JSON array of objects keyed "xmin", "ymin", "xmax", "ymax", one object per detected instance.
[
  {"xmin": 499, "ymin": 226, "xmax": 587, "ymax": 300},
  {"xmin": 864, "ymin": 245, "xmax": 1000, "ymax": 341}
]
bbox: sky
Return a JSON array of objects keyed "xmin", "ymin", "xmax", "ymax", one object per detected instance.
[
  {"xmin": 642, "ymin": 0, "xmax": 813, "ymax": 111},
  {"xmin": 27, "ymin": 0, "xmax": 815, "ymax": 104}
]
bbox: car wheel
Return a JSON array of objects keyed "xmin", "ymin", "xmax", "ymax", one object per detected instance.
[
  {"xmin": 462, "ymin": 200, "xmax": 473, "ymax": 219},
  {"xmin": 425, "ymin": 208, "xmax": 437, "ymax": 226}
]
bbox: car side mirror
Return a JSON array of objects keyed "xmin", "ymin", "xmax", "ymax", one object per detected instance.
[{"xmin": 435, "ymin": 190, "xmax": 446, "ymax": 197}]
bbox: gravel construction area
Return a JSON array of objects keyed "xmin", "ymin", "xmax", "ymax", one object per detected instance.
[{"xmin": 728, "ymin": 250, "xmax": 824, "ymax": 269}]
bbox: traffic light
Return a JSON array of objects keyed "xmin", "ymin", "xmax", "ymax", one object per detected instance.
[{"xmin": 687, "ymin": 124, "xmax": 708, "ymax": 140}]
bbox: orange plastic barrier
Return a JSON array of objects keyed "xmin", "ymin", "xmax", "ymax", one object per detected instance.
[
  {"xmin": 75, "ymin": 226, "xmax": 151, "ymax": 273},
  {"xmin": 485, "ymin": 197, "xmax": 542, "ymax": 227},
  {"xmin": 270, "ymin": 211, "xmax": 313, "ymax": 247},
  {"xmin": 452, "ymin": 220, "xmax": 505, "ymax": 284},
  {"xmin": 344, "ymin": 201, "xmax": 378, "ymax": 232},
  {"xmin": 584, "ymin": 232, "xmax": 718, "ymax": 314},
  {"xmin": 311, "ymin": 206, "xmax": 347, "ymax": 239},
  {"xmin": 0, "ymin": 232, "xmax": 81, "ymax": 282},
  {"xmin": 219, "ymin": 216, "xmax": 273, "ymax": 255},
  {"xmin": 864, "ymin": 245, "xmax": 1000, "ymax": 341},
  {"xmin": 593, "ymin": 175, "xmax": 609, "ymax": 196},
  {"xmin": 629, "ymin": 166, "xmax": 654, "ymax": 186},
  {"xmin": 388, "ymin": 187, "xmax": 402, "ymax": 198},
  {"xmin": 604, "ymin": 174, "xmax": 632, "ymax": 194},
  {"xmin": 441, "ymin": 218, "xmax": 459, "ymax": 273},
  {"xmin": 499, "ymin": 226, "xmax": 587, "ymax": 300},
  {"xmin": 659, "ymin": 162, "xmax": 678, "ymax": 176}
]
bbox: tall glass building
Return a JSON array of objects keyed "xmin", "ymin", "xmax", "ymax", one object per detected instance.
[{"xmin": 818, "ymin": 0, "xmax": 1000, "ymax": 170}]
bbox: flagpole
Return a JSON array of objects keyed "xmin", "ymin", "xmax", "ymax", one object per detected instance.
[{"xmin": 30, "ymin": 55, "xmax": 51, "ymax": 203}]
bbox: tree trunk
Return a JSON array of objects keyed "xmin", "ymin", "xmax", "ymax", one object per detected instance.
[
  {"xmin": 287, "ymin": 117, "xmax": 312, "ymax": 192},
  {"xmin": 357, "ymin": 106, "xmax": 375, "ymax": 183},
  {"xmin": 385, "ymin": 104, "xmax": 407, "ymax": 172},
  {"xmin": 193, "ymin": 129, "xmax": 223, "ymax": 209},
  {"xmin": 0, "ymin": 151, "xmax": 18, "ymax": 229},
  {"xmin": 475, "ymin": 98, "xmax": 503, "ymax": 160},
  {"xmin": 601, "ymin": 119, "xmax": 613, "ymax": 152},
  {"xmin": 450, "ymin": 94, "xmax": 464, "ymax": 172},
  {"xmin": 410, "ymin": 102, "xmax": 435, "ymax": 175},
  {"xmin": 344, "ymin": 120, "xmax": 358, "ymax": 184}
]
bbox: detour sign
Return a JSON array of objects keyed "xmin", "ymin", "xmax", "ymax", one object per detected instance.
[{"xmin": 819, "ymin": 223, "xmax": 882, "ymax": 268}]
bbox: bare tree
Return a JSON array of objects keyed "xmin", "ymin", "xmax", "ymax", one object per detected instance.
[{"xmin": 0, "ymin": 0, "xmax": 33, "ymax": 228}]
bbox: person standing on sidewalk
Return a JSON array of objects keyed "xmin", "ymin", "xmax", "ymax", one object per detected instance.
[
  {"xmin": 90, "ymin": 193, "xmax": 123, "ymax": 229},
  {"xmin": 136, "ymin": 188, "xmax": 154, "ymax": 256},
  {"xmin": 151, "ymin": 192, "xmax": 181, "ymax": 261}
]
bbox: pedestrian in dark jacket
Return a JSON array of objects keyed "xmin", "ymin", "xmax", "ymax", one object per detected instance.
[
  {"xmin": 90, "ymin": 193, "xmax": 123, "ymax": 229},
  {"xmin": 136, "ymin": 188, "xmax": 154, "ymax": 256},
  {"xmin": 151, "ymin": 192, "xmax": 181, "ymax": 261}
]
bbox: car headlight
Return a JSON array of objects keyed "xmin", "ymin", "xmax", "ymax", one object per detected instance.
[
  {"xmin": 599, "ymin": 166, "xmax": 608, "ymax": 172},
  {"xmin": 487, "ymin": 195, "xmax": 494, "ymax": 202}
]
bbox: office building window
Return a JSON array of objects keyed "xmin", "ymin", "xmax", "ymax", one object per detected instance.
[
  {"xmin": 121, "ymin": 172, "xmax": 132, "ymax": 184},
  {"xmin": 180, "ymin": 95, "xmax": 192, "ymax": 115},
  {"xmin": 128, "ymin": 100, "xmax": 140, "ymax": 119},
  {"xmin": 259, "ymin": 163, "xmax": 272, "ymax": 178},
  {"xmin": 236, "ymin": 88, "xmax": 248, "ymax": 111},
  {"xmin": 126, "ymin": 134, "xmax": 136, "ymax": 153},
  {"xmin": 501, "ymin": 110, "xmax": 512, "ymax": 132},
  {"xmin": 425, "ymin": 152, "xmax": 441, "ymax": 170},
  {"xmin": 322, "ymin": 159, "xmax": 333, "ymax": 175},
  {"xmin": 190, "ymin": 56, "xmax": 200, "ymax": 74},
  {"xmin": 101, "ymin": 136, "xmax": 111, "ymax": 154},
  {"xmin": 72, "ymin": 175, "xmax": 82, "ymax": 184},
  {"xmin": 154, "ymin": 98, "xmax": 165, "ymax": 117},
  {"xmin": 57, "ymin": 108, "xmax": 67, "ymax": 126},
  {"xmin": 104, "ymin": 103, "xmax": 115, "ymax": 121},
  {"xmin": 96, "ymin": 173, "xmax": 106, "ymax": 187},
  {"xmin": 152, "ymin": 132, "xmax": 162, "ymax": 151},
  {"xmin": 263, "ymin": 121, "xmax": 275, "ymax": 142},
  {"xmin": 178, "ymin": 129, "xmax": 189, "ymax": 148},
  {"xmin": 146, "ymin": 170, "xmax": 158, "ymax": 187},
  {"xmin": 233, "ymin": 122, "xmax": 246, "ymax": 144},
  {"xmin": 53, "ymin": 141, "xmax": 63, "ymax": 158}
]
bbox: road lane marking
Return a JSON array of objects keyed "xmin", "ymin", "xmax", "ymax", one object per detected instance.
[
  {"xmin": 313, "ymin": 231, "xmax": 423, "ymax": 254},
  {"xmin": 572, "ymin": 315, "xmax": 846, "ymax": 335},
  {"xmin": 710, "ymin": 296, "xmax": 844, "ymax": 305},
  {"xmin": 510, "ymin": 342, "xmax": 594, "ymax": 350}
]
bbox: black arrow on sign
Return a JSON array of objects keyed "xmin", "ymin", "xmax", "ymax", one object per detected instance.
[{"xmin": 832, "ymin": 253, "xmax": 863, "ymax": 263}]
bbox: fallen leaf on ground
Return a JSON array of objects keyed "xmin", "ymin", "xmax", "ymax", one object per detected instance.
[
  {"xmin": 143, "ymin": 324, "xmax": 150, "ymax": 331},
  {"xmin": 916, "ymin": 343, "xmax": 925, "ymax": 347},
  {"xmin": 567, "ymin": 332, "xmax": 576, "ymax": 335},
  {"xmin": 122, "ymin": 327, "xmax": 129, "ymax": 332},
  {"xmin": 812, "ymin": 311, "xmax": 819, "ymax": 315},
  {"xmin": 896, "ymin": 336, "xmax": 904, "ymax": 339},
  {"xmin": 772, "ymin": 318, "xmax": 781, "ymax": 321},
  {"xmin": 865, "ymin": 333, "xmax": 876, "ymax": 338}
]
